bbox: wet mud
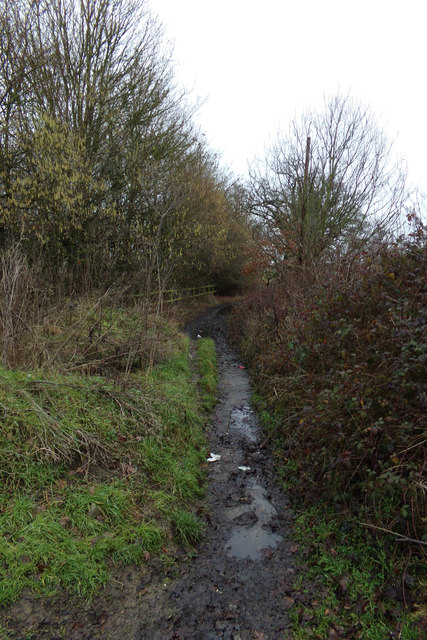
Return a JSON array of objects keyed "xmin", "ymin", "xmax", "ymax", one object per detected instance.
[
  {"xmin": 1, "ymin": 304, "xmax": 296, "ymax": 639},
  {"xmin": 159, "ymin": 303, "xmax": 296, "ymax": 639}
]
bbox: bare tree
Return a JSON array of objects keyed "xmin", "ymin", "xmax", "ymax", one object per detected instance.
[
  {"xmin": 249, "ymin": 94, "xmax": 409, "ymax": 270},
  {"xmin": 0, "ymin": 0, "xmax": 34, "ymax": 244}
]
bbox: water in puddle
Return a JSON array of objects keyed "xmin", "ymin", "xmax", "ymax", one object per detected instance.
[
  {"xmin": 225, "ymin": 526, "xmax": 282, "ymax": 560},
  {"xmin": 224, "ymin": 479, "xmax": 283, "ymax": 560},
  {"xmin": 229, "ymin": 405, "xmax": 257, "ymax": 443},
  {"xmin": 220, "ymin": 364, "xmax": 284, "ymax": 562}
]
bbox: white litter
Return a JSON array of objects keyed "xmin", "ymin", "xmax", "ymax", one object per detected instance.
[
  {"xmin": 207, "ymin": 453, "xmax": 221, "ymax": 462},
  {"xmin": 197, "ymin": 334, "xmax": 202, "ymax": 339},
  {"xmin": 238, "ymin": 466, "xmax": 251, "ymax": 472}
]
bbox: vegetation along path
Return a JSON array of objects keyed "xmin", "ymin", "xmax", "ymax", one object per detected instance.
[
  {"xmin": 131, "ymin": 303, "xmax": 296, "ymax": 639},
  {"xmin": 0, "ymin": 304, "xmax": 297, "ymax": 640}
]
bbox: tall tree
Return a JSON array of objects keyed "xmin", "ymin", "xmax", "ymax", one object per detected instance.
[
  {"xmin": 0, "ymin": 0, "xmax": 33, "ymax": 245},
  {"xmin": 248, "ymin": 94, "xmax": 408, "ymax": 270},
  {"xmin": 0, "ymin": 0, "xmax": 251, "ymax": 294},
  {"xmin": 1, "ymin": 1, "xmax": 191, "ymax": 272}
]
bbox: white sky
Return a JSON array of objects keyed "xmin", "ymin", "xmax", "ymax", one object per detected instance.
[{"xmin": 149, "ymin": 0, "xmax": 426, "ymax": 192}]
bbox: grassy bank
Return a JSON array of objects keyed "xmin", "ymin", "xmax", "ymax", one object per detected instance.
[
  {"xmin": 289, "ymin": 507, "xmax": 423, "ymax": 639},
  {"xmin": 0, "ymin": 306, "xmax": 217, "ymax": 605}
]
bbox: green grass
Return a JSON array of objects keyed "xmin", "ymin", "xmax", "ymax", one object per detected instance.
[
  {"xmin": 0, "ymin": 322, "xmax": 218, "ymax": 605},
  {"xmin": 289, "ymin": 507, "xmax": 423, "ymax": 639},
  {"xmin": 196, "ymin": 337, "xmax": 218, "ymax": 410},
  {"xmin": 171, "ymin": 510, "xmax": 205, "ymax": 545}
]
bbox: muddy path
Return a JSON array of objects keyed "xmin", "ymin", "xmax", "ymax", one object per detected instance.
[
  {"xmin": 1, "ymin": 304, "xmax": 297, "ymax": 639},
  {"xmin": 155, "ymin": 303, "xmax": 296, "ymax": 639}
]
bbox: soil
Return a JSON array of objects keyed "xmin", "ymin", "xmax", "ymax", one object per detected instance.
[{"xmin": 1, "ymin": 304, "xmax": 298, "ymax": 640}]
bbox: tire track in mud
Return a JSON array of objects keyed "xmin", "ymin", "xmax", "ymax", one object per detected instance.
[{"xmin": 151, "ymin": 303, "xmax": 296, "ymax": 640}]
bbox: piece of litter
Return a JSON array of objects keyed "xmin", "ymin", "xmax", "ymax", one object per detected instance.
[
  {"xmin": 238, "ymin": 466, "xmax": 251, "ymax": 472},
  {"xmin": 238, "ymin": 365, "xmax": 246, "ymax": 369},
  {"xmin": 197, "ymin": 334, "xmax": 202, "ymax": 339},
  {"xmin": 207, "ymin": 453, "xmax": 221, "ymax": 462}
]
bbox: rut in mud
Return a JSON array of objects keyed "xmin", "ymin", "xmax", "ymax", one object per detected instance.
[{"xmin": 1, "ymin": 304, "xmax": 297, "ymax": 640}]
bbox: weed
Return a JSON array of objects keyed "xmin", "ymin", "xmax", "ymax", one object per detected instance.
[
  {"xmin": 172, "ymin": 510, "xmax": 205, "ymax": 546},
  {"xmin": 290, "ymin": 507, "xmax": 422, "ymax": 639},
  {"xmin": 230, "ymin": 232, "xmax": 426, "ymax": 574}
]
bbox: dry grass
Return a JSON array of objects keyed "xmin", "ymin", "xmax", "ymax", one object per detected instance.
[{"xmin": 0, "ymin": 242, "xmax": 219, "ymax": 377}]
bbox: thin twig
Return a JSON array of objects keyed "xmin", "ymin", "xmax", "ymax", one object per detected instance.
[
  {"xmin": 360, "ymin": 522, "xmax": 427, "ymax": 546},
  {"xmin": 49, "ymin": 287, "xmax": 114, "ymax": 365},
  {"xmin": 29, "ymin": 380, "xmax": 98, "ymax": 392},
  {"xmin": 10, "ymin": 310, "xmax": 38, "ymax": 344}
]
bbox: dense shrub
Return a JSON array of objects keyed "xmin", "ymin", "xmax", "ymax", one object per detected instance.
[{"xmin": 230, "ymin": 226, "xmax": 426, "ymax": 548}]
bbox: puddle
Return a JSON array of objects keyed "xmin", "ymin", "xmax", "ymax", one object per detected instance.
[
  {"xmin": 225, "ymin": 480, "xmax": 277, "ymax": 522},
  {"xmin": 247, "ymin": 482, "xmax": 278, "ymax": 519},
  {"xmin": 229, "ymin": 405, "xmax": 258, "ymax": 443},
  {"xmin": 224, "ymin": 478, "xmax": 282, "ymax": 560},
  {"xmin": 225, "ymin": 526, "xmax": 282, "ymax": 560}
]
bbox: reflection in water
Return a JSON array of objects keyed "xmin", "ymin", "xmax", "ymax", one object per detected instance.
[
  {"xmin": 229, "ymin": 405, "xmax": 257, "ymax": 443},
  {"xmin": 225, "ymin": 526, "xmax": 282, "ymax": 560},
  {"xmin": 224, "ymin": 479, "xmax": 283, "ymax": 560}
]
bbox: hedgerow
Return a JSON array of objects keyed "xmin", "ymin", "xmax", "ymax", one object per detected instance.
[{"xmin": 231, "ymin": 224, "xmax": 426, "ymax": 555}]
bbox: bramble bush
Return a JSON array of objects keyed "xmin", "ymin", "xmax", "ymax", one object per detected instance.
[{"xmin": 230, "ymin": 224, "xmax": 426, "ymax": 552}]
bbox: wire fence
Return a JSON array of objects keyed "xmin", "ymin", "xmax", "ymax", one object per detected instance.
[{"xmin": 133, "ymin": 284, "xmax": 216, "ymax": 306}]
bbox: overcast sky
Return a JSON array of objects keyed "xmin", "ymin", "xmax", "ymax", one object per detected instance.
[{"xmin": 150, "ymin": 0, "xmax": 426, "ymax": 192}]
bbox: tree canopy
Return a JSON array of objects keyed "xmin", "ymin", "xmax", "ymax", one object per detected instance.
[{"xmin": 0, "ymin": 0, "xmax": 251, "ymax": 293}]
